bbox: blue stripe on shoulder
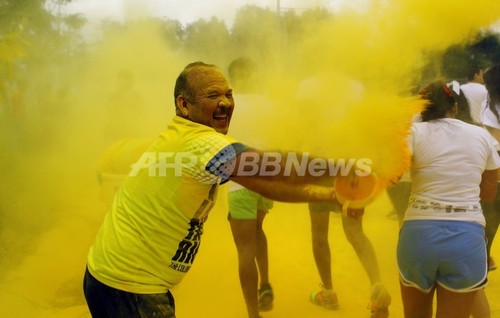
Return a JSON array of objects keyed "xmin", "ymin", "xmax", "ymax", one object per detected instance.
[{"xmin": 205, "ymin": 142, "xmax": 249, "ymax": 184}]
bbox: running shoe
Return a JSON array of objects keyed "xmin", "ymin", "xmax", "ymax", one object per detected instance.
[
  {"xmin": 369, "ymin": 283, "xmax": 391, "ymax": 318},
  {"xmin": 258, "ymin": 284, "xmax": 274, "ymax": 312},
  {"xmin": 310, "ymin": 288, "xmax": 339, "ymax": 310}
]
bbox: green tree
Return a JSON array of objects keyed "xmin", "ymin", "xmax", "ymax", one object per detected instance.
[
  {"xmin": 0, "ymin": 0, "xmax": 35, "ymax": 101},
  {"xmin": 231, "ymin": 5, "xmax": 281, "ymax": 66},
  {"xmin": 0, "ymin": 0, "xmax": 85, "ymax": 98},
  {"xmin": 182, "ymin": 17, "xmax": 232, "ymax": 66},
  {"xmin": 440, "ymin": 31, "xmax": 500, "ymax": 82},
  {"xmin": 469, "ymin": 31, "xmax": 500, "ymax": 66},
  {"xmin": 159, "ymin": 18, "xmax": 185, "ymax": 48}
]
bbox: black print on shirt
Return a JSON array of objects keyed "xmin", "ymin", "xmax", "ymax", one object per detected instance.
[{"xmin": 170, "ymin": 220, "xmax": 204, "ymax": 272}]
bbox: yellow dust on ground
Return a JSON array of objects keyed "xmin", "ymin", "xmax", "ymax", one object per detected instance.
[{"xmin": 0, "ymin": 186, "xmax": 499, "ymax": 318}]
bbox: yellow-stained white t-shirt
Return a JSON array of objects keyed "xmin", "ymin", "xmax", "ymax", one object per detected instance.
[
  {"xmin": 406, "ymin": 118, "xmax": 500, "ymax": 226},
  {"xmin": 87, "ymin": 116, "xmax": 244, "ymax": 293}
]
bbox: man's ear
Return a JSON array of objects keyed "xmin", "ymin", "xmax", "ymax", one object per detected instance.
[{"xmin": 175, "ymin": 95, "xmax": 189, "ymax": 117}]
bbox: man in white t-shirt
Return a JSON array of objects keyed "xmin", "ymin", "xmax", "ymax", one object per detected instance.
[
  {"xmin": 226, "ymin": 57, "xmax": 277, "ymax": 318},
  {"xmin": 479, "ymin": 64, "xmax": 500, "ymax": 272},
  {"xmin": 461, "ymin": 64, "xmax": 487, "ymax": 125}
]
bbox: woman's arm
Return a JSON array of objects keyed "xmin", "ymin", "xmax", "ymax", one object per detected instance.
[{"xmin": 480, "ymin": 169, "xmax": 498, "ymax": 203}]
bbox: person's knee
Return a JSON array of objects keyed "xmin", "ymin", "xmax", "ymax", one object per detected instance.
[
  {"xmin": 345, "ymin": 229, "xmax": 371, "ymax": 252},
  {"xmin": 345, "ymin": 232, "xmax": 362, "ymax": 247},
  {"xmin": 312, "ymin": 236, "xmax": 329, "ymax": 253},
  {"xmin": 342, "ymin": 220, "xmax": 363, "ymax": 242},
  {"xmin": 235, "ymin": 240, "xmax": 258, "ymax": 259}
]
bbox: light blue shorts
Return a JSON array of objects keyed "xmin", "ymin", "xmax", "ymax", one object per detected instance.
[
  {"xmin": 397, "ymin": 220, "xmax": 488, "ymax": 293},
  {"xmin": 228, "ymin": 188, "xmax": 273, "ymax": 220}
]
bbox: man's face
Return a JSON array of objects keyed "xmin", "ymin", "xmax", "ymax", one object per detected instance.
[{"xmin": 186, "ymin": 67, "xmax": 234, "ymax": 134}]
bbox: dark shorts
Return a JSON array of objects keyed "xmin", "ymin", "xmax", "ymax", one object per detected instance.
[
  {"xmin": 308, "ymin": 201, "xmax": 342, "ymax": 213},
  {"xmin": 83, "ymin": 268, "xmax": 176, "ymax": 318},
  {"xmin": 308, "ymin": 178, "xmax": 340, "ymax": 213}
]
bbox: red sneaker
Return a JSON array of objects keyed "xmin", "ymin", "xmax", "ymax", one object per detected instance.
[
  {"xmin": 369, "ymin": 283, "xmax": 391, "ymax": 318},
  {"xmin": 310, "ymin": 288, "xmax": 339, "ymax": 310}
]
